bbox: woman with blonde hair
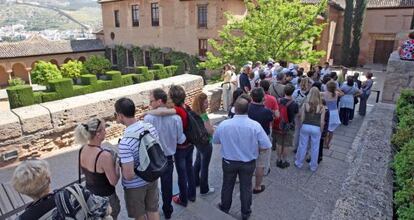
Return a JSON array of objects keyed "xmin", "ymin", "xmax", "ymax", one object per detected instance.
[
  {"xmin": 192, "ymin": 92, "xmax": 215, "ymax": 195},
  {"xmin": 74, "ymin": 118, "xmax": 120, "ymax": 219},
  {"xmin": 294, "ymin": 87, "xmax": 325, "ymax": 171},
  {"xmin": 292, "ymin": 77, "xmax": 311, "ymax": 149},
  {"xmin": 321, "ymin": 81, "xmax": 344, "ymax": 149}
]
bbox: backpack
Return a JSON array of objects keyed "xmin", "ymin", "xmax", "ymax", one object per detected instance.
[
  {"xmin": 53, "ymin": 184, "xmax": 110, "ymax": 220},
  {"xmin": 273, "ymin": 99, "xmax": 294, "ymax": 135},
  {"xmin": 184, "ymin": 109, "xmax": 210, "ymax": 146},
  {"xmin": 293, "ymin": 90, "xmax": 306, "ymax": 107},
  {"xmin": 123, "ymin": 123, "xmax": 168, "ymax": 182}
]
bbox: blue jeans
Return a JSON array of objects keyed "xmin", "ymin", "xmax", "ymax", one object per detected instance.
[
  {"xmin": 295, "ymin": 124, "xmax": 321, "ymax": 171},
  {"xmin": 174, "ymin": 145, "xmax": 196, "ymax": 205},
  {"xmin": 160, "ymin": 156, "xmax": 174, "ymax": 216},
  {"xmin": 194, "ymin": 143, "xmax": 213, "ymax": 194}
]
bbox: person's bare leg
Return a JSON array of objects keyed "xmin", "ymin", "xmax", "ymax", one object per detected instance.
[
  {"xmin": 254, "ymin": 167, "xmax": 264, "ymax": 190},
  {"xmin": 326, "ymin": 132, "xmax": 333, "ymax": 149},
  {"xmin": 146, "ymin": 212, "xmax": 160, "ymax": 220},
  {"xmin": 277, "ymin": 144, "xmax": 283, "ymax": 160}
]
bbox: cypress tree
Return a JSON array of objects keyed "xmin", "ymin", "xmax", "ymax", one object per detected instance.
[
  {"xmin": 341, "ymin": 0, "xmax": 354, "ymax": 66},
  {"xmin": 349, "ymin": 0, "xmax": 368, "ymax": 67}
]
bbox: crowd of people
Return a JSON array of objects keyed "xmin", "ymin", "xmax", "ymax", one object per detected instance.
[{"xmin": 10, "ymin": 60, "xmax": 374, "ymax": 220}]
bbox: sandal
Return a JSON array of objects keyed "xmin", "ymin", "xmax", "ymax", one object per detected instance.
[{"xmin": 253, "ymin": 185, "xmax": 265, "ymax": 194}]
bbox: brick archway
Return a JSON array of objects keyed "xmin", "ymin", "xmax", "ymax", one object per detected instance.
[
  {"xmin": 0, "ymin": 65, "xmax": 8, "ymax": 87},
  {"xmin": 12, "ymin": 63, "xmax": 29, "ymax": 83}
]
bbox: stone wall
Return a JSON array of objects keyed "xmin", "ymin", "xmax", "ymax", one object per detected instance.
[
  {"xmin": 331, "ymin": 103, "xmax": 395, "ymax": 219},
  {"xmin": 0, "ymin": 74, "xmax": 204, "ymax": 167},
  {"xmin": 382, "ymin": 51, "xmax": 414, "ymax": 103}
]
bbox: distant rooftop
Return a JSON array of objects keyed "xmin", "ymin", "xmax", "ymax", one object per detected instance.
[
  {"xmin": 303, "ymin": 0, "xmax": 414, "ymax": 8},
  {"xmin": 0, "ymin": 35, "xmax": 105, "ymax": 59}
]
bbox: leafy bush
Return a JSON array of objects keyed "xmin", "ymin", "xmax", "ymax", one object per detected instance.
[
  {"xmin": 8, "ymin": 77, "xmax": 25, "ymax": 86},
  {"xmin": 41, "ymin": 91, "xmax": 59, "ymax": 102},
  {"xmin": 134, "ymin": 66, "xmax": 154, "ymax": 83},
  {"xmin": 393, "ymin": 89, "xmax": 414, "ymax": 219},
  {"xmin": 95, "ymin": 80, "xmax": 113, "ymax": 91},
  {"xmin": 165, "ymin": 65, "xmax": 178, "ymax": 76},
  {"xmin": 31, "ymin": 61, "xmax": 62, "ymax": 86},
  {"xmin": 33, "ymin": 92, "xmax": 42, "ymax": 104},
  {"xmin": 83, "ymin": 55, "xmax": 112, "ymax": 75},
  {"xmin": 135, "ymin": 66, "xmax": 149, "ymax": 75},
  {"xmin": 73, "ymin": 85, "xmax": 94, "ymax": 96},
  {"xmin": 61, "ymin": 60, "xmax": 83, "ymax": 80},
  {"xmin": 7, "ymin": 85, "xmax": 34, "ymax": 109}
]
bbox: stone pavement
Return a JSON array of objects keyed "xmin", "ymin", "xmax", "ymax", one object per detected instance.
[{"xmin": 0, "ymin": 97, "xmax": 380, "ymax": 220}]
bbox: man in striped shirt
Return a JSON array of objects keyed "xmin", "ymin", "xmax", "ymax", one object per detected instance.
[{"xmin": 114, "ymin": 98, "xmax": 160, "ymax": 220}]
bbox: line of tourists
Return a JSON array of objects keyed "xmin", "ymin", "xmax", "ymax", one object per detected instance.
[{"xmin": 10, "ymin": 60, "xmax": 374, "ymax": 220}]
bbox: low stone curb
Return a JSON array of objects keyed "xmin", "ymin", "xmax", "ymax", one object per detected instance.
[{"xmin": 331, "ymin": 103, "xmax": 395, "ymax": 220}]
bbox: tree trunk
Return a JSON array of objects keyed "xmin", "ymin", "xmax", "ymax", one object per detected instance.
[
  {"xmin": 349, "ymin": 0, "xmax": 368, "ymax": 67},
  {"xmin": 341, "ymin": 0, "xmax": 354, "ymax": 66}
]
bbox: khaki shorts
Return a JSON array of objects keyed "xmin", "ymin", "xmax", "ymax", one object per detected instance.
[
  {"xmin": 108, "ymin": 193, "xmax": 121, "ymax": 220},
  {"xmin": 256, "ymin": 149, "xmax": 270, "ymax": 168},
  {"xmin": 124, "ymin": 181, "xmax": 159, "ymax": 218},
  {"xmin": 274, "ymin": 130, "xmax": 294, "ymax": 148}
]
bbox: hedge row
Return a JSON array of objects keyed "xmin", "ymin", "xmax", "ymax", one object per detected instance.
[
  {"xmin": 7, "ymin": 65, "xmax": 178, "ymax": 109},
  {"xmin": 392, "ymin": 89, "xmax": 414, "ymax": 220}
]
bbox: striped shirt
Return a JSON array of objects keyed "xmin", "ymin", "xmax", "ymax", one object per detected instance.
[{"xmin": 119, "ymin": 121, "xmax": 159, "ymax": 189}]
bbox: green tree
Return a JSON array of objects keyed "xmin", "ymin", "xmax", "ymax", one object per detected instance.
[
  {"xmin": 199, "ymin": 0, "xmax": 327, "ymax": 70},
  {"xmin": 83, "ymin": 55, "xmax": 112, "ymax": 75},
  {"xmin": 61, "ymin": 60, "xmax": 83, "ymax": 80},
  {"xmin": 31, "ymin": 61, "xmax": 62, "ymax": 86},
  {"xmin": 349, "ymin": 0, "xmax": 367, "ymax": 67},
  {"xmin": 341, "ymin": 0, "xmax": 354, "ymax": 66}
]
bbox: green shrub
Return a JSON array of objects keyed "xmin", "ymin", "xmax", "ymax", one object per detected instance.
[
  {"xmin": 135, "ymin": 66, "xmax": 149, "ymax": 75},
  {"xmin": 393, "ymin": 89, "xmax": 414, "ymax": 220},
  {"xmin": 165, "ymin": 65, "xmax": 178, "ymax": 76},
  {"xmin": 8, "ymin": 77, "xmax": 25, "ymax": 86},
  {"xmin": 73, "ymin": 85, "xmax": 94, "ymax": 96},
  {"xmin": 81, "ymin": 74, "xmax": 98, "ymax": 85},
  {"xmin": 153, "ymin": 69, "xmax": 169, "ymax": 80},
  {"xmin": 47, "ymin": 78, "xmax": 74, "ymax": 99},
  {"xmin": 105, "ymin": 71, "xmax": 122, "ymax": 88},
  {"xmin": 173, "ymin": 60, "xmax": 186, "ymax": 75},
  {"xmin": 83, "ymin": 55, "xmax": 112, "ymax": 75},
  {"xmin": 7, "ymin": 85, "xmax": 34, "ymax": 109},
  {"xmin": 61, "ymin": 60, "xmax": 83, "ymax": 80},
  {"xmin": 31, "ymin": 61, "xmax": 62, "ymax": 86},
  {"xmin": 121, "ymin": 74, "xmax": 135, "ymax": 86},
  {"xmin": 41, "ymin": 91, "xmax": 59, "ymax": 102},
  {"xmin": 33, "ymin": 92, "xmax": 42, "ymax": 104},
  {"xmin": 152, "ymin": 64, "xmax": 164, "ymax": 70},
  {"xmin": 134, "ymin": 67, "xmax": 154, "ymax": 83},
  {"xmin": 95, "ymin": 80, "xmax": 113, "ymax": 91}
]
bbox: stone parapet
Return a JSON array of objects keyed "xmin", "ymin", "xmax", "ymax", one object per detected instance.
[
  {"xmin": 203, "ymin": 82, "xmax": 223, "ymax": 113},
  {"xmin": 382, "ymin": 51, "xmax": 414, "ymax": 103},
  {"xmin": 331, "ymin": 103, "xmax": 395, "ymax": 219},
  {"xmin": 0, "ymin": 74, "xmax": 204, "ymax": 166}
]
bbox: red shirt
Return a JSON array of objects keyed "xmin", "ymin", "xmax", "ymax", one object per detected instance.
[
  {"xmin": 174, "ymin": 105, "xmax": 190, "ymax": 148},
  {"xmin": 264, "ymin": 94, "xmax": 279, "ymax": 112}
]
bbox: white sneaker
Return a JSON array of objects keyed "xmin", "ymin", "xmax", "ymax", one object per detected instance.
[{"xmin": 201, "ymin": 187, "xmax": 215, "ymax": 196}]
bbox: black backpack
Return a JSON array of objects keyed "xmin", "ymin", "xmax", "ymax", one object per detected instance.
[
  {"xmin": 123, "ymin": 123, "xmax": 168, "ymax": 182},
  {"xmin": 184, "ymin": 109, "xmax": 210, "ymax": 146}
]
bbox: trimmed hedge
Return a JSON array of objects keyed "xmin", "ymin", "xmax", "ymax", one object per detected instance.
[
  {"xmin": 7, "ymin": 85, "xmax": 34, "ymax": 109},
  {"xmin": 7, "ymin": 65, "xmax": 178, "ymax": 108},
  {"xmin": 81, "ymin": 74, "xmax": 98, "ymax": 85},
  {"xmin": 121, "ymin": 74, "xmax": 135, "ymax": 86},
  {"xmin": 393, "ymin": 89, "xmax": 414, "ymax": 219},
  {"xmin": 105, "ymin": 71, "xmax": 122, "ymax": 88},
  {"xmin": 47, "ymin": 78, "xmax": 73, "ymax": 99}
]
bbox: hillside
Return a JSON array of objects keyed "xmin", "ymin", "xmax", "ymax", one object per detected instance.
[{"xmin": 0, "ymin": 1, "xmax": 102, "ymax": 31}]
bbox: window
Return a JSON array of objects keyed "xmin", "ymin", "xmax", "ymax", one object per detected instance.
[
  {"xmin": 199, "ymin": 39, "xmax": 208, "ymax": 57},
  {"xmin": 114, "ymin": 10, "xmax": 120, "ymax": 28},
  {"xmin": 131, "ymin": 5, "xmax": 139, "ymax": 27},
  {"xmin": 198, "ymin": 4, "xmax": 207, "ymax": 28},
  {"xmin": 127, "ymin": 50, "xmax": 134, "ymax": 67},
  {"xmin": 151, "ymin": 3, "xmax": 159, "ymax": 26}
]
